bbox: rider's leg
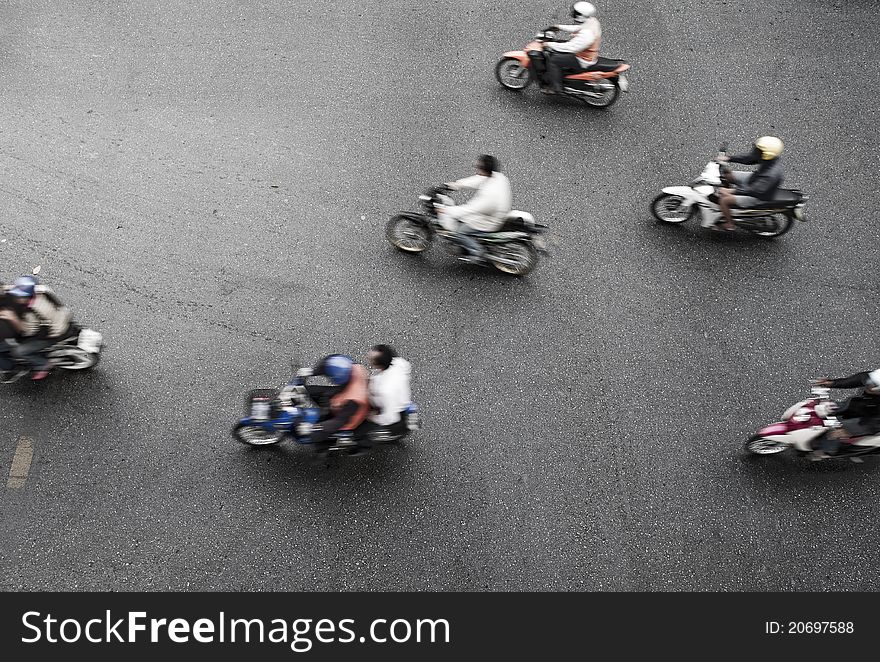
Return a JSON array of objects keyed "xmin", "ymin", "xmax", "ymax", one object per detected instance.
[
  {"xmin": 457, "ymin": 225, "xmax": 486, "ymax": 261},
  {"xmin": 527, "ymin": 51, "xmax": 549, "ymax": 90},
  {"xmin": 10, "ymin": 339, "xmax": 52, "ymax": 371},
  {"xmin": 545, "ymin": 53, "xmax": 581, "ymax": 93},
  {"xmin": 717, "ymin": 189, "xmax": 737, "ymax": 230},
  {"xmin": 309, "ymin": 400, "xmax": 358, "ymax": 451}
]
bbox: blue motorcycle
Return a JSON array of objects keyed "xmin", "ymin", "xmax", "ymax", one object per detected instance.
[{"xmin": 232, "ymin": 366, "xmax": 422, "ymax": 451}]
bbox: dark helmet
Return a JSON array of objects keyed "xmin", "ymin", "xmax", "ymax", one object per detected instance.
[
  {"xmin": 8, "ymin": 276, "xmax": 37, "ymax": 298},
  {"xmin": 322, "ymin": 354, "xmax": 354, "ymax": 386},
  {"xmin": 477, "ymin": 154, "xmax": 500, "ymax": 173}
]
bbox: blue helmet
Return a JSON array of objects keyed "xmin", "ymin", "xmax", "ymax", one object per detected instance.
[
  {"xmin": 322, "ymin": 354, "xmax": 354, "ymax": 386},
  {"xmin": 8, "ymin": 276, "xmax": 37, "ymax": 298}
]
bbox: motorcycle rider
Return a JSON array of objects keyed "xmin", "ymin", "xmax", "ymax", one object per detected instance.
[
  {"xmin": 715, "ymin": 136, "xmax": 785, "ymax": 231},
  {"xmin": 542, "ymin": 2, "xmax": 602, "ymax": 95},
  {"xmin": 436, "ymin": 154, "xmax": 512, "ymax": 264},
  {"xmin": 0, "ymin": 285, "xmax": 26, "ymax": 382},
  {"xmin": 810, "ymin": 370, "xmax": 880, "ymax": 460},
  {"xmin": 6, "ymin": 276, "xmax": 73, "ymax": 380},
  {"xmin": 299, "ymin": 354, "xmax": 370, "ymax": 454},
  {"xmin": 352, "ymin": 344, "xmax": 413, "ymax": 454}
]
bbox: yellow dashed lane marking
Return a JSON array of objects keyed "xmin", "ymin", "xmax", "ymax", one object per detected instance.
[{"xmin": 7, "ymin": 436, "xmax": 35, "ymax": 489}]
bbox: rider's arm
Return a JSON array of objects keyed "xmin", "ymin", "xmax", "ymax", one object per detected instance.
[
  {"xmin": 547, "ymin": 23, "xmax": 597, "ymax": 53},
  {"xmin": 0, "ymin": 310, "xmax": 22, "ymax": 334},
  {"xmin": 828, "ymin": 372, "xmax": 872, "ymax": 389},
  {"xmin": 447, "ymin": 175, "xmax": 485, "ymax": 191},
  {"xmin": 728, "ymin": 151, "xmax": 760, "ymax": 165}
]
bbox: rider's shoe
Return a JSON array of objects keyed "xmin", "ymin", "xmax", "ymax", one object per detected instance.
[
  {"xmin": 809, "ymin": 450, "xmax": 830, "ymax": 462},
  {"xmin": 31, "ymin": 369, "xmax": 51, "ymax": 381}
]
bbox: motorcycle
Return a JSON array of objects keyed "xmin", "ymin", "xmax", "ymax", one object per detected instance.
[
  {"xmin": 745, "ymin": 383, "xmax": 880, "ymax": 460},
  {"xmin": 2, "ymin": 323, "xmax": 103, "ymax": 383},
  {"xmin": 651, "ymin": 144, "xmax": 808, "ymax": 238},
  {"xmin": 386, "ymin": 185, "xmax": 548, "ymax": 276},
  {"xmin": 232, "ymin": 363, "xmax": 422, "ymax": 453},
  {"xmin": 495, "ymin": 27, "xmax": 630, "ymax": 108}
]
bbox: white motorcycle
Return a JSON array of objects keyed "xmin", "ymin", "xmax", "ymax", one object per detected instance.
[
  {"xmin": 746, "ymin": 383, "xmax": 880, "ymax": 460},
  {"xmin": 651, "ymin": 144, "xmax": 808, "ymax": 238}
]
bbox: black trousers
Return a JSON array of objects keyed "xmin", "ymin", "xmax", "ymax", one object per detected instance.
[
  {"xmin": 304, "ymin": 384, "xmax": 357, "ymax": 447},
  {"xmin": 353, "ymin": 417, "xmax": 408, "ymax": 448},
  {"xmin": 545, "ymin": 52, "xmax": 582, "ymax": 91}
]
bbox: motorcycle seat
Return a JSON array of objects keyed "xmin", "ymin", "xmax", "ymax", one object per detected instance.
[
  {"xmin": 580, "ymin": 57, "xmax": 626, "ymax": 73},
  {"xmin": 743, "ymin": 189, "xmax": 802, "ymax": 208},
  {"xmin": 496, "ymin": 211, "xmax": 536, "ymax": 233}
]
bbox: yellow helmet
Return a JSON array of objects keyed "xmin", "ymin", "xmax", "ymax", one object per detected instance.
[{"xmin": 755, "ymin": 136, "xmax": 784, "ymax": 160}]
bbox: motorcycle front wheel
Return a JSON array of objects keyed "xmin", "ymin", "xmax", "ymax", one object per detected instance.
[
  {"xmin": 651, "ymin": 193, "xmax": 695, "ymax": 224},
  {"xmin": 386, "ymin": 215, "xmax": 432, "ymax": 253},
  {"xmin": 744, "ymin": 435, "xmax": 789, "ymax": 455},
  {"xmin": 233, "ymin": 423, "xmax": 283, "ymax": 446},
  {"xmin": 488, "ymin": 241, "xmax": 538, "ymax": 276},
  {"xmin": 495, "ymin": 58, "xmax": 532, "ymax": 90},
  {"xmin": 746, "ymin": 213, "xmax": 794, "ymax": 239}
]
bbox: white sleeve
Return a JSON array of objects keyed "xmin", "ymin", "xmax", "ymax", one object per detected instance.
[
  {"xmin": 547, "ymin": 25, "xmax": 595, "ymax": 53},
  {"xmin": 450, "ymin": 175, "xmax": 485, "ymax": 191}
]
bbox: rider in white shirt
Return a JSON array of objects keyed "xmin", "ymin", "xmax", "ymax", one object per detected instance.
[
  {"xmin": 543, "ymin": 2, "xmax": 602, "ymax": 94},
  {"xmin": 436, "ymin": 155, "xmax": 512, "ymax": 264}
]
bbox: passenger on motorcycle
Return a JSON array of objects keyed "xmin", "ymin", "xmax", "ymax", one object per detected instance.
[
  {"xmin": 715, "ymin": 136, "xmax": 785, "ymax": 231},
  {"xmin": 352, "ymin": 344, "xmax": 412, "ymax": 453},
  {"xmin": 436, "ymin": 154, "xmax": 512, "ymax": 264},
  {"xmin": 5, "ymin": 276, "xmax": 73, "ymax": 381},
  {"xmin": 811, "ymin": 370, "xmax": 880, "ymax": 460},
  {"xmin": 299, "ymin": 354, "xmax": 370, "ymax": 454},
  {"xmin": 541, "ymin": 2, "xmax": 602, "ymax": 95}
]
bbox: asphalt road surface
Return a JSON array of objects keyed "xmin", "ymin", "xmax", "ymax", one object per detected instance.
[{"xmin": 1, "ymin": 0, "xmax": 879, "ymax": 591}]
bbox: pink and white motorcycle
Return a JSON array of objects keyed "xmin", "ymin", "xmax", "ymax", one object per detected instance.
[{"xmin": 746, "ymin": 383, "xmax": 880, "ymax": 459}]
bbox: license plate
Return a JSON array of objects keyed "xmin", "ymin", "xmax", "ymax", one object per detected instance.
[
  {"xmin": 77, "ymin": 329, "xmax": 102, "ymax": 353},
  {"xmin": 533, "ymin": 235, "xmax": 547, "ymax": 251},
  {"xmin": 794, "ymin": 205, "xmax": 807, "ymax": 221},
  {"xmin": 617, "ymin": 74, "xmax": 629, "ymax": 92}
]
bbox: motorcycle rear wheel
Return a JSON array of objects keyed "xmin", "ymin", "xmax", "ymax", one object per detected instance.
[
  {"xmin": 651, "ymin": 193, "xmax": 695, "ymax": 224},
  {"xmin": 488, "ymin": 241, "xmax": 538, "ymax": 276},
  {"xmin": 495, "ymin": 58, "xmax": 532, "ymax": 90},
  {"xmin": 386, "ymin": 214, "xmax": 431, "ymax": 253},
  {"xmin": 746, "ymin": 213, "xmax": 793, "ymax": 238},
  {"xmin": 580, "ymin": 80, "xmax": 619, "ymax": 108},
  {"xmin": 744, "ymin": 435, "xmax": 789, "ymax": 455},
  {"xmin": 52, "ymin": 348, "xmax": 100, "ymax": 370},
  {"xmin": 233, "ymin": 423, "xmax": 283, "ymax": 446}
]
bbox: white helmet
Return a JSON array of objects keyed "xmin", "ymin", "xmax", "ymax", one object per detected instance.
[{"xmin": 571, "ymin": 2, "xmax": 597, "ymax": 23}]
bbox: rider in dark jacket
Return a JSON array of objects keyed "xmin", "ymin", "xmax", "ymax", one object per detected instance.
[
  {"xmin": 715, "ymin": 136, "xmax": 785, "ymax": 230},
  {"xmin": 812, "ymin": 370, "xmax": 880, "ymax": 460}
]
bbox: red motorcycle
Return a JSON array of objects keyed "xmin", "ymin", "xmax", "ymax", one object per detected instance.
[{"xmin": 495, "ymin": 27, "xmax": 630, "ymax": 108}]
